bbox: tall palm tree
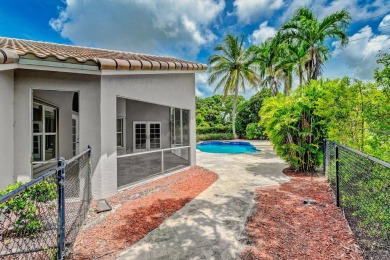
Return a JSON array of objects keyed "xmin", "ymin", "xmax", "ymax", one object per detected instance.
[
  {"xmin": 208, "ymin": 34, "xmax": 259, "ymax": 138},
  {"xmin": 280, "ymin": 8, "xmax": 351, "ymax": 81},
  {"xmin": 251, "ymin": 39, "xmax": 286, "ymax": 96}
]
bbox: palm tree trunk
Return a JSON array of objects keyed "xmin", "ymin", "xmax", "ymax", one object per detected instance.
[
  {"xmin": 273, "ymin": 77, "xmax": 278, "ymax": 96},
  {"xmin": 308, "ymin": 45, "xmax": 314, "ymax": 81},
  {"xmin": 232, "ymin": 87, "xmax": 238, "ymax": 139},
  {"xmin": 299, "ymin": 67, "xmax": 303, "ymax": 86}
]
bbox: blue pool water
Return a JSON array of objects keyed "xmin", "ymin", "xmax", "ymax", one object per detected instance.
[{"xmin": 196, "ymin": 141, "xmax": 260, "ymax": 154}]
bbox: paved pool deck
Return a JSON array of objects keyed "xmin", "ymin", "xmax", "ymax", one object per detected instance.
[{"xmin": 117, "ymin": 140, "xmax": 289, "ymax": 259}]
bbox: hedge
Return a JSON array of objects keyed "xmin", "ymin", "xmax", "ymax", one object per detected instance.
[
  {"xmin": 196, "ymin": 125, "xmax": 231, "ymax": 134},
  {"xmin": 196, "ymin": 133, "xmax": 234, "ymax": 142}
]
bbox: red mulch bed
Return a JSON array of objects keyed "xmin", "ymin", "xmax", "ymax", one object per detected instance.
[
  {"xmin": 71, "ymin": 166, "xmax": 218, "ymax": 259},
  {"xmin": 241, "ymin": 168, "xmax": 363, "ymax": 260}
]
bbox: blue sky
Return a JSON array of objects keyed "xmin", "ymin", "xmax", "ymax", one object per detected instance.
[{"xmin": 1, "ymin": 0, "xmax": 389, "ymax": 98}]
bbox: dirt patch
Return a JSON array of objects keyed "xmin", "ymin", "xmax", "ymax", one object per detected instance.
[
  {"xmin": 241, "ymin": 168, "xmax": 363, "ymax": 260},
  {"xmin": 71, "ymin": 166, "xmax": 218, "ymax": 259}
]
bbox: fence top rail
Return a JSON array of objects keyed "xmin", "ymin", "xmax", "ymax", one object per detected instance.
[
  {"xmin": 327, "ymin": 140, "xmax": 390, "ymax": 168},
  {"xmin": 0, "ymin": 168, "xmax": 59, "ymax": 204},
  {"xmin": 117, "ymin": 145, "xmax": 191, "ymax": 159},
  {"xmin": 65, "ymin": 147, "xmax": 91, "ymax": 165}
]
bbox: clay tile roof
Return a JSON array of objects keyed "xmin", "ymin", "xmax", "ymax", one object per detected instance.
[{"xmin": 0, "ymin": 37, "xmax": 207, "ymax": 72}]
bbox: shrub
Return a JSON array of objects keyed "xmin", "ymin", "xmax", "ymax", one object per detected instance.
[
  {"xmin": 260, "ymin": 80, "xmax": 327, "ymax": 172},
  {"xmin": 245, "ymin": 123, "xmax": 267, "ymax": 140},
  {"xmin": 196, "ymin": 125, "xmax": 232, "ymax": 134},
  {"xmin": 196, "ymin": 133, "xmax": 234, "ymax": 142},
  {"xmin": 0, "ymin": 180, "xmax": 57, "ymax": 235},
  {"xmin": 236, "ymin": 88, "xmax": 271, "ymax": 138}
]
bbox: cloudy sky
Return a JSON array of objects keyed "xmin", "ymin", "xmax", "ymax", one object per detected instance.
[{"xmin": 1, "ymin": 0, "xmax": 389, "ymax": 98}]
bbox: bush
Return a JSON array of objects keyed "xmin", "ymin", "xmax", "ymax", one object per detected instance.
[
  {"xmin": 196, "ymin": 133, "xmax": 234, "ymax": 142},
  {"xmin": 196, "ymin": 125, "xmax": 232, "ymax": 134},
  {"xmin": 260, "ymin": 81, "xmax": 327, "ymax": 172},
  {"xmin": 236, "ymin": 88, "xmax": 271, "ymax": 138},
  {"xmin": 245, "ymin": 123, "xmax": 267, "ymax": 140},
  {"xmin": 0, "ymin": 180, "xmax": 57, "ymax": 235}
]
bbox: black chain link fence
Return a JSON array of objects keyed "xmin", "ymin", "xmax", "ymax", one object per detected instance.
[
  {"xmin": 0, "ymin": 148, "xmax": 91, "ymax": 259},
  {"xmin": 324, "ymin": 140, "xmax": 390, "ymax": 259}
]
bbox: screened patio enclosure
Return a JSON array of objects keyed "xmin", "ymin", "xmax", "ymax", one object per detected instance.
[{"xmin": 116, "ymin": 98, "xmax": 191, "ymax": 188}]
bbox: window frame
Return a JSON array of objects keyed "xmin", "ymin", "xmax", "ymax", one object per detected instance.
[
  {"xmin": 32, "ymin": 100, "xmax": 58, "ymax": 162},
  {"xmin": 170, "ymin": 108, "xmax": 190, "ymax": 147},
  {"xmin": 117, "ymin": 117, "xmax": 125, "ymax": 148}
]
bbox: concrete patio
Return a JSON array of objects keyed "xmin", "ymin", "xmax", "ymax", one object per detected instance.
[{"xmin": 117, "ymin": 140, "xmax": 289, "ymax": 259}]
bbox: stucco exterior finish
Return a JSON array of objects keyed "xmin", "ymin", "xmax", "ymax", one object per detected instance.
[
  {"xmin": 13, "ymin": 70, "xmax": 102, "ymax": 197},
  {"xmin": 1, "ymin": 69, "xmax": 196, "ymax": 199},
  {"xmin": 0, "ymin": 70, "xmax": 15, "ymax": 189},
  {"xmin": 101, "ymin": 73, "xmax": 196, "ymax": 198}
]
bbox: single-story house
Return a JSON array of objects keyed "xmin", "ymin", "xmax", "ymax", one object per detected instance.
[{"xmin": 0, "ymin": 37, "xmax": 206, "ymax": 198}]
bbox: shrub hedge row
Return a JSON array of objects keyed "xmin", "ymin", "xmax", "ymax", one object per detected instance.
[
  {"xmin": 196, "ymin": 133, "xmax": 234, "ymax": 142},
  {"xmin": 196, "ymin": 125, "xmax": 232, "ymax": 134}
]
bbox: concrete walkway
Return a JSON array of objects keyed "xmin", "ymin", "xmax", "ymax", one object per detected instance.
[{"xmin": 118, "ymin": 141, "xmax": 289, "ymax": 259}]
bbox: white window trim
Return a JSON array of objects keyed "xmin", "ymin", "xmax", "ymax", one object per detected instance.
[
  {"xmin": 32, "ymin": 101, "xmax": 58, "ymax": 162},
  {"xmin": 117, "ymin": 117, "xmax": 126, "ymax": 149}
]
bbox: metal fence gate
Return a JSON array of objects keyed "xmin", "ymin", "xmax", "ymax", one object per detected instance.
[
  {"xmin": 0, "ymin": 147, "xmax": 92, "ymax": 259},
  {"xmin": 324, "ymin": 140, "xmax": 390, "ymax": 259}
]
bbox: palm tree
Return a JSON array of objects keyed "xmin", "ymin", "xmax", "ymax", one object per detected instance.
[
  {"xmin": 251, "ymin": 39, "xmax": 287, "ymax": 96},
  {"xmin": 208, "ymin": 34, "xmax": 259, "ymax": 138},
  {"xmin": 280, "ymin": 8, "xmax": 351, "ymax": 81}
]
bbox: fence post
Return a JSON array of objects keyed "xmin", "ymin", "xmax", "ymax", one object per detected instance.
[
  {"xmin": 57, "ymin": 158, "xmax": 66, "ymax": 260},
  {"xmin": 335, "ymin": 146, "xmax": 340, "ymax": 207},
  {"xmin": 323, "ymin": 139, "xmax": 327, "ymax": 174},
  {"xmin": 161, "ymin": 150, "xmax": 164, "ymax": 174}
]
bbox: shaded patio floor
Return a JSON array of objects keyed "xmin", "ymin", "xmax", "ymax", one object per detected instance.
[{"xmin": 117, "ymin": 152, "xmax": 189, "ymax": 188}]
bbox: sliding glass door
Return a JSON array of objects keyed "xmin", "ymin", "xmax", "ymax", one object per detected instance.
[{"xmin": 170, "ymin": 108, "xmax": 190, "ymax": 147}]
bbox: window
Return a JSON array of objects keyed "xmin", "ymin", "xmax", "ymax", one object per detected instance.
[
  {"xmin": 171, "ymin": 108, "xmax": 190, "ymax": 147},
  {"xmin": 117, "ymin": 118, "xmax": 124, "ymax": 148},
  {"xmin": 32, "ymin": 102, "xmax": 58, "ymax": 161}
]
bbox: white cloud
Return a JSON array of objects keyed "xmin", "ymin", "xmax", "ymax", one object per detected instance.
[
  {"xmin": 379, "ymin": 14, "xmax": 390, "ymax": 34},
  {"xmin": 196, "ymin": 72, "xmax": 208, "ymax": 85},
  {"xmin": 249, "ymin": 21, "xmax": 277, "ymax": 45},
  {"xmin": 49, "ymin": 0, "xmax": 225, "ymax": 58},
  {"xmin": 324, "ymin": 26, "xmax": 390, "ymax": 80},
  {"xmin": 195, "ymin": 72, "xmax": 210, "ymax": 97},
  {"xmin": 233, "ymin": 0, "xmax": 284, "ymax": 24},
  {"xmin": 280, "ymin": 0, "xmax": 390, "ymax": 23},
  {"xmin": 195, "ymin": 87, "xmax": 205, "ymax": 97}
]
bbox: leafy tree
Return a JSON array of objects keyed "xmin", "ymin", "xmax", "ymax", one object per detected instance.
[
  {"xmin": 196, "ymin": 94, "xmax": 244, "ymax": 128},
  {"xmin": 280, "ymin": 7, "xmax": 351, "ymax": 81},
  {"xmin": 315, "ymin": 78, "xmax": 390, "ymax": 162},
  {"xmin": 208, "ymin": 34, "xmax": 259, "ymax": 138},
  {"xmin": 374, "ymin": 52, "xmax": 390, "ymax": 96},
  {"xmin": 236, "ymin": 88, "xmax": 271, "ymax": 138},
  {"xmin": 260, "ymin": 80, "xmax": 327, "ymax": 172}
]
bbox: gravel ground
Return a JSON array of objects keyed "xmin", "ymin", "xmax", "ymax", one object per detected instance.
[
  {"xmin": 69, "ymin": 166, "xmax": 217, "ymax": 259},
  {"xmin": 241, "ymin": 168, "xmax": 363, "ymax": 260}
]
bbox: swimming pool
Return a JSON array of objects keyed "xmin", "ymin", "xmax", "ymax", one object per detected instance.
[{"xmin": 196, "ymin": 141, "xmax": 260, "ymax": 154}]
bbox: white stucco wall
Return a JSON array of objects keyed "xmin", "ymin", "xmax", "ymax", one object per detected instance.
[
  {"xmin": 101, "ymin": 73, "xmax": 196, "ymax": 198},
  {"xmin": 8, "ymin": 69, "xmax": 196, "ymax": 199},
  {"xmin": 14, "ymin": 70, "xmax": 103, "ymax": 198},
  {"xmin": 0, "ymin": 70, "xmax": 15, "ymax": 189}
]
